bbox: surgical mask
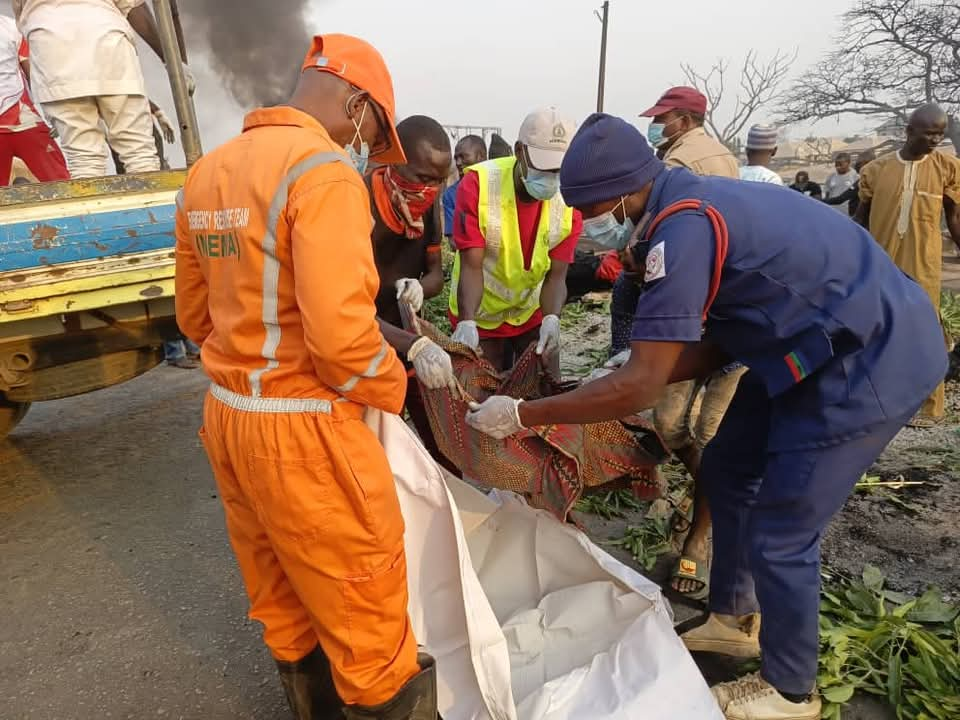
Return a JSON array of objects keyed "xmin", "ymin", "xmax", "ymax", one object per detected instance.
[
  {"xmin": 521, "ymin": 168, "xmax": 560, "ymax": 200},
  {"xmin": 580, "ymin": 198, "xmax": 635, "ymax": 252},
  {"xmin": 647, "ymin": 117, "xmax": 680, "ymax": 149},
  {"xmin": 344, "ymin": 101, "xmax": 370, "ymax": 174}
]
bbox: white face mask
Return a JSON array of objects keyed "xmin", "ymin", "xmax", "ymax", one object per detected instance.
[
  {"xmin": 344, "ymin": 100, "xmax": 369, "ymax": 174},
  {"xmin": 580, "ymin": 197, "xmax": 635, "ymax": 251}
]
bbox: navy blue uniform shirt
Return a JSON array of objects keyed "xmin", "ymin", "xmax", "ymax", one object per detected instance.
[{"xmin": 631, "ymin": 168, "xmax": 947, "ymax": 450}]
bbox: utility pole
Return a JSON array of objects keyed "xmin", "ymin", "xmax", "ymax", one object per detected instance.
[{"xmin": 595, "ymin": 1, "xmax": 610, "ymax": 112}]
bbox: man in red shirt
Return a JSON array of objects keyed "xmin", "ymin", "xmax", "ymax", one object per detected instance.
[
  {"xmin": 448, "ymin": 107, "xmax": 582, "ymax": 373},
  {"xmin": 0, "ymin": 15, "xmax": 68, "ymax": 185}
]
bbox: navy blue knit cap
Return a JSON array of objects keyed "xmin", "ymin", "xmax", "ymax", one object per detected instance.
[{"xmin": 560, "ymin": 113, "xmax": 664, "ymax": 207}]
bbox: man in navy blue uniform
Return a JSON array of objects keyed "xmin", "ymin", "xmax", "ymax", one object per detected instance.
[{"xmin": 464, "ymin": 114, "xmax": 947, "ymax": 720}]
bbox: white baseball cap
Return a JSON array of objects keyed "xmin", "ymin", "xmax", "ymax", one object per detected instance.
[{"xmin": 518, "ymin": 107, "xmax": 576, "ymax": 171}]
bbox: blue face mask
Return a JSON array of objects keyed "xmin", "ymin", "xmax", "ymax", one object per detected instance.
[
  {"xmin": 581, "ymin": 198, "xmax": 635, "ymax": 251},
  {"xmin": 647, "ymin": 117, "xmax": 680, "ymax": 149},
  {"xmin": 521, "ymin": 168, "xmax": 560, "ymax": 201},
  {"xmin": 344, "ymin": 101, "xmax": 370, "ymax": 175}
]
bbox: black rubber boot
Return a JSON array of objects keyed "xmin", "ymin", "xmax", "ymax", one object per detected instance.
[
  {"xmin": 275, "ymin": 645, "xmax": 345, "ymax": 720},
  {"xmin": 343, "ymin": 653, "xmax": 439, "ymax": 720}
]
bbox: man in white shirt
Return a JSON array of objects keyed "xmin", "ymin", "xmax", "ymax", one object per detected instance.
[
  {"xmin": 0, "ymin": 14, "xmax": 68, "ymax": 184},
  {"xmin": 12, "ymin": 0, "xmax": 194, "ymax": 178},
  {"xmin": 824, "ymin": 151, "xmax": 859, "ymax": 213},
  {"xmin": 739, "ymin": 124, "xmax": 784, "ymax": 185}
]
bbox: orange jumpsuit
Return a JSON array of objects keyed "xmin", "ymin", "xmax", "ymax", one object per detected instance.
[{"xmin": 174, "ymin": 106, "xmax": 419, "ymax": 707}]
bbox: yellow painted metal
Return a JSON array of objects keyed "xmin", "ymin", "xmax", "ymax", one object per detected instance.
[
  {"xmin": 0, "ymin": 170, "xmax": 186, "ymax": 209},
  {"xmin": 0, "ymin": 277, "xmax": 174, "ymax": 321}
]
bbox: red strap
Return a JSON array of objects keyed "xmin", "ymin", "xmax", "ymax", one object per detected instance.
[{"xmin": 645, "ymin": 199, "xmax": 729, "ymax": 322}]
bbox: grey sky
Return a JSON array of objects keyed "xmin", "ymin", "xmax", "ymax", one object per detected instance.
[{"xmin": 4, "ymin": 0, "xmax": 868, "ymax": 167}]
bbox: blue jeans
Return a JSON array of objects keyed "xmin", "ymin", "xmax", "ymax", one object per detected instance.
[
  {"xmin": 703, "ymin": 371, "xmax": 916, "ymax": 694},
  {"xmin": 164, "ymin": 337, "xmax": 200, "ymax": 361}
]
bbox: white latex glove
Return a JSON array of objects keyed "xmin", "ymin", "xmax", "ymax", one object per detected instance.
[
  {"xmin": 604, "ymin": 348, "xmax": 631, "ymax": 369},
  {"xmin": 180, "ymin": 63, "xmax": 196, "ymax": 96},
  {"xmin": 451, "ymin": 320, "xmax": 480, "ymax": 350},
  {"xmin": 153, "ymin": 108, "xmax": 176, "ymax": 144},
  {"xmin": 536, "ymin": 314, "xmax": 561, "ymax": 357},
  {"xmin": 395, "ymin": 278, "xmax": 424, "ymax": 312},
  {"xmin": 407, "ymin": 336, "xmax": 456, "ymax": 391},
  {"xmin": 466, "ymin": 396, "xmax": 524, "ymax": 439}
]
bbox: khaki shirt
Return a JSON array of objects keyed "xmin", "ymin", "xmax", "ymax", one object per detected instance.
[{"xmin": 663, "ymin": 127, "xmax": 739, "ymax": 178}]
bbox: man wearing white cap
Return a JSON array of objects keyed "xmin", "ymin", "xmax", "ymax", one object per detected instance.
[
  {"xmin": 448, "ymin": 107, "xmax": 582, "ymax": 372},
  {"xmin": 740, "ymin": 124, "xmax": 784, "ymax": 185}
]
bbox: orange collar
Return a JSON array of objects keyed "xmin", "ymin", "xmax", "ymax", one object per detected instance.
[{"xmin": 242, "ymin": 106, "xmax": 333, "ymax": 138}]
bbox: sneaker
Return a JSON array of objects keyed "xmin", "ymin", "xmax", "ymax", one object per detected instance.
[
  {"xmin": 712, "ymin": 673, "xmax": 821, "ymax": 720},
  {"xmin": 681, "ymin": 612, "xmax": 761, "ymax": 657}
]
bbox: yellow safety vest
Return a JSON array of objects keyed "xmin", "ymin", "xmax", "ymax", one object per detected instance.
[{"xmin": 449, "ymin": 157, "xmax": 574, "ymax": 329}]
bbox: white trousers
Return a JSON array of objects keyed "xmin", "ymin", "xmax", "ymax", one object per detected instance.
[{"xmin": 41, "ymin": 94, "xmax": 160, "ymax": 178}]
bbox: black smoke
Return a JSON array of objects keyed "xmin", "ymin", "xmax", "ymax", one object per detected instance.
[{"xmin": 179, "ymin": 0, "xmax": 312, "ymax": 107}]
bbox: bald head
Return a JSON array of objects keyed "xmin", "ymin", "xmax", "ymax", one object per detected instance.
[{"xmin": 905, "ymin": 103, "xmax": 947, "ymax": 158}]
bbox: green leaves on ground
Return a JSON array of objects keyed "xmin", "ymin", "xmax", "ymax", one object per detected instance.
[
  {"xmin": 574, "ymin": 488, "xmax": 643, "ymax": 520},
  {"xmin": 605, "ymin": 516, "xmax": 673, "ymax": 571},
  {"xmin": 818, "ymin": 565, "xmax": 960, "ymax": 720},
  {"xmin": 940, "ymin": 289, "xmax": 960, "ymax": 347}
]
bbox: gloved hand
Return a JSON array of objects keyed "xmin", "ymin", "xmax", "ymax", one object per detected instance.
[
  {"xmin": 180, "ymin": 63, "xmax": 196, "ymax": 95},
  {"xmin": 466, "ymin": 396, "xmax": 524, "ymax": 439},
  {"xmin": 451, "ymin": 320, "xmax": 480, "ymax": 350},
  {"xmin": 48, "ymin": 123, "xmax": 59, "ymax": 139},
  {"xmin": 604, "ymin": 348, "xmax": 631, "ymax": 369},
  {"xmin": 153, "ymin": 108, "xmax": 176, "ymax": 144},
  {"xmin": 395, "ymin": 278, "xmax": 424, "ymax": 312},
  {"xmin": 536, "ymin": 314, "xmax": 561, "ymax": 357},
  {"xmin": 581, "ymin": 366, "xmax": 614, "ymax": 384},
  {"xmin": 407, "ymin": 336, "xmax": 456, "ymax": 391}
]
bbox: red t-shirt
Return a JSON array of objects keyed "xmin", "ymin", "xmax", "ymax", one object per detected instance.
[{"xmin": 450, "ymin": 169, "xmax": 582, "ymax": 338}]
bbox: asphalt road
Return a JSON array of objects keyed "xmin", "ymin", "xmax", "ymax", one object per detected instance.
[{"xmin": 0, "ymin": 366, "xmax": 286, "ymax": 720}]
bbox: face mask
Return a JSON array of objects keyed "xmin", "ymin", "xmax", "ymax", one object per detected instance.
[
  {"xmin": 647, "ymin": 117, "xmax": 680, "ymax": 149},
  {"xmin": 581, "ymin": 198, "xmax": 635, "ymax": 251},
  {"xmin": 521, "ymin": 168, "xmax": 560, "ymax": 201},
  {"xmin": 344, "ymin": 100, "xmax": 370, "ymax": 174},
  {"xmin": 385, "ymin": 167, "xmax": 439, "ymax": 238}
]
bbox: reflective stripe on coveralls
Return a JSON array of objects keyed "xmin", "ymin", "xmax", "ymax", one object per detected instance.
[{"xmin": 448, "ymin": 156, "xmax": 574, "ymax": 328}]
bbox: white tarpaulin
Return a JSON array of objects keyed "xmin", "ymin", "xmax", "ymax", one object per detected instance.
[{"xmin": 365, "ymin": 409, "xmax": 722, "ymax": 720}]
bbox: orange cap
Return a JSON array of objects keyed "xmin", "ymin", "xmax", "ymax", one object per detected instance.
[{"xmin": 302, "ymin": 34, "xmax": 406, "ymax": 164}]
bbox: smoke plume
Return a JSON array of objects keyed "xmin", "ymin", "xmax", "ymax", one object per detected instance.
[{"xmin": 180, "ymin": 0, "xmax": 312, "ymax": 107}]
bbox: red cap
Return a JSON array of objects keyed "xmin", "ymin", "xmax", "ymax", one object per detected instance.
[
  {"xmin": 639, "ymin": 86, "xmax": 707, "ymax": 118},
  {"xmin": 302, "ymin": 34, "xmax": 405, "ymax": 164}
]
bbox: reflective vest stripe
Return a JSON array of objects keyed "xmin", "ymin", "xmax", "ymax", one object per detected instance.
[{"xmin": 248, "ymin": 151, "xmax": 350, "ymax": 397}]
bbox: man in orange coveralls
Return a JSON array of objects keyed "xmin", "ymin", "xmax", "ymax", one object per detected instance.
[{"xmin": 174, "ymin": 34, "xmax": 440, "ymax": 720}]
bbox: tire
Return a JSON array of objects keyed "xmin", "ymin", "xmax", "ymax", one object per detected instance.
[{"xmin": 0, "ymin": 396, "xmax": 31, "ymax": 438}]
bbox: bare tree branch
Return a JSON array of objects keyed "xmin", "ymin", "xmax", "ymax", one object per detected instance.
[
  {"xmin": 681, "ymin": 49, "xmax": 797, "ymax": 148},
  {"xmin": 780, "ymin": 0, "xmax": 960, "ymax": 147}
]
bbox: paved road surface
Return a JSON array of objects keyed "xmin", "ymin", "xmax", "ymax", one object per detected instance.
[{"xmin": 0, "ymin": 367, "xmax": 286, "ymax": 719}]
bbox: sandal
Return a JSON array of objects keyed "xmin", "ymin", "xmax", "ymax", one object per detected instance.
[
  {"xmin": 907, "ymin": 414, "xmax": 942, "ymax": 429},
  {"xmin": 671, "ymin": 555, "xmax": 710, "ymax": 601},
  {"xmin": 668, "ymin": 489, "xmax": 694, "ymax": 537}
]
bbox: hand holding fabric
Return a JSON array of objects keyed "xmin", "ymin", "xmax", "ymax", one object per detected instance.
[
  {"xmin": 395, "ymin": 278, "xmax": 424, "ymax": 312},
  {"xmin": 605, "ymin": 349, "xmax": 631, "ymax": 369},
  {"xmin": 536, "ymin": 314, "xmax": 561, "ymax": 357},
  {"xmin": 451, "ymin": 320, "xmax": 480, "ymax": 350},
  {"xmin": 408, "ymin": 336, "xmax": 456, "ymax": 390},
  {"xmin": 466, "ymin": 397, "xmax": 525, "ymax": 439}
]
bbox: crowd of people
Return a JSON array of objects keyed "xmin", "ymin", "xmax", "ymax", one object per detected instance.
[{"xmin": 3, "ymin": 8, "xmax": 960, "ymax": 718}]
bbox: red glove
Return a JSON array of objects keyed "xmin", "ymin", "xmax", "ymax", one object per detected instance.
[{"xmin": 596, "ymin": 250, "xmax": 624, "ymax": 282}]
